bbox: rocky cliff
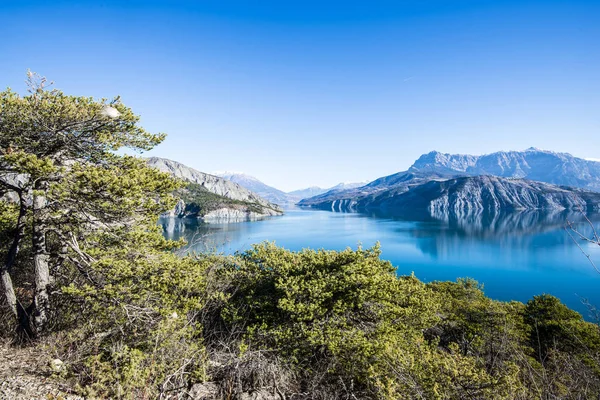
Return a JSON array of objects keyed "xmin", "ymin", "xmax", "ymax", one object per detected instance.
[
  {"xmin": 376, "ymin": 176, "xmax": 600, "ymax": 214},
  {"xmin": 147, "ymin": 158, "xmax": 282, "ymax": 222}
]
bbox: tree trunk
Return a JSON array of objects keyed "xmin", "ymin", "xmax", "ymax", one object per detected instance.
[
  {"xmin": 1, "ymin": 192, "xmax": 27, "ymax": 326},
  {"xmin": 0, "ymin": 268, "xmax": 17, "ymax": 319},
  {"xmin": 32, "ymin": 185, "xmax": 50, "ymax": 334}
]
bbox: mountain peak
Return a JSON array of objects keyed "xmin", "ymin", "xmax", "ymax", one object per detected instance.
[
  {"xmin": 408, "ymin": 148, "xmax": 600, "ymax": 191},
  {"xmin": 213, "ymin": 171, "xmax": 253, "ymax": 178},
  {"xmin": 411, "ymin": 150, "xmax": 477, "ymax": 173}
]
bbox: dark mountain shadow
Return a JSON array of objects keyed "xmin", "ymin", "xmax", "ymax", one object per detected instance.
[{"xmin": 385, "ymin": 209, "xmax": 600, "ymax": 259}]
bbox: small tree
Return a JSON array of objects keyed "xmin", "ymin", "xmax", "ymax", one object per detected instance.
[{"xmin": 0, "ymin": 71, "xmax": 179, "ymax": 335}]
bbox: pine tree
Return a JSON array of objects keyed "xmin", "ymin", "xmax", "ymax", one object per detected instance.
[{"xmin": 0, "ymin": 71, "xmax": 179, "ymax": 335}]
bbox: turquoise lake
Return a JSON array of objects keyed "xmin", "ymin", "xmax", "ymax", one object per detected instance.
[{"xmin": 160, "ymin": 208, "xmax": 600, "ymax": 320}]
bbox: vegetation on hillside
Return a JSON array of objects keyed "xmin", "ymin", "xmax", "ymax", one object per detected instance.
[
  {"xmin": 177, "ymin": 183, "xmax": 273, "ymax": 217},
  {"xmin": 1, "ymin": 74, "xmax": 599, "ymax": 399}
]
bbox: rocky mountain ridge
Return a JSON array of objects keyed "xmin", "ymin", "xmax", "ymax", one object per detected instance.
[
  {"xmin": 410, "ymin": 148, "xmax": 600, "ymax": 191},
  {"xmin": 299, "ymin": 149, "xmax": 600, "ymax": 216},
  {"xmin": 147, "ymin": 158, "xmax": 282, "ymax": 222},
  {"xmin": 379, "ymin": 175, "xmax": 600, "ymax": 213}
]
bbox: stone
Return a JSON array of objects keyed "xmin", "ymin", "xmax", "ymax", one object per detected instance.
[
  {"xmin": 49, "ymin": 358, "xmax": 64, "ymax": 373},
  {"xmin": 189, "ymin": 382, "xmax": 219, "ymax": 399}
]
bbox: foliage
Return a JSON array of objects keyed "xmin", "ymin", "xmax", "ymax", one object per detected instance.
[
  {"xmin": 200, "ymin": 244, "xmax": 600, "ymax": 399},
  {"xmin": 54, "ymin": 240, "xmax": 216, "ymax": 398},
  {"xmin": 215, "ymin": 243, "xmax": 438, "ymax": 394}
]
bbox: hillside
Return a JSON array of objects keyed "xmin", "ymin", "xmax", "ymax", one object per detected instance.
[
  {"xmin": 147, "ymin": 158, "xmax": 283, "ymax": 221},
  {"xmin": 376, "ymin": 175, "xmax": 600, "ymax": 213}
]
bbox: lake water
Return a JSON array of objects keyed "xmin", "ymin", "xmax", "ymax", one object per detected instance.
[{"xmin": 160, "ymin": 208, "xmax": 600, "ymax": 320}]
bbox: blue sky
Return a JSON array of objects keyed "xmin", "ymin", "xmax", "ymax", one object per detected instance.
[{"xmin": 1, "ymin": 0, "xmax": 599, "ymax": 191}]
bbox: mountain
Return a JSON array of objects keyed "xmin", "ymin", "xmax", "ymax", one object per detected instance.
[
  {"xmin": 377, "ymin": 176, "xmax": 600, "ymax": 214},
  {"xmin": 287, "ymin": 186, "xmax": 328, "ymax": 199},
  {"xmin": 288, "ymin": 182, "xmax": 370, "ymax": 202},
  {"xmin": 147, "ymin": 158, "xmax": 283, "ymax": 222},
  {"xmin": 302, "ymin": 175, "xmax": 600, "ymax": 215},
  {"xmin": 410, "ymin": 148, "xmax": 600, "ymax": 191},
  {"xmin": 213, "ymin": 172, "xmax": 370, "ymax": 205},
  {"xmin": 328, "ymin": 182, "xmax": 369, "ymax": 191},
  {"xmin": 213, "ymin": 172, "xmax": 294, "ymax": 205},
  {"xmin": 298, "ymin": 170, "xmax": 452, "ymax": 210},
  {"xmin": 298, "ymin": 149, "xmax": 600, "ymax": 215}
]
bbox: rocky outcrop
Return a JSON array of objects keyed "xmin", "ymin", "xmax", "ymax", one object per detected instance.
[
  {"xmin": 377, "ymin": 176, "xmax": 600, "ymax": 214},
  {"xmin": 202, "ymin": 207, "xmax": 279, "ymax": 223},
  {"xmin": 148, "ymin": 158, "xmax": 279, "ymax": 208},
  {"xmin": 147, "ymin": 158, "xmax": 283, "ymax": 222}
]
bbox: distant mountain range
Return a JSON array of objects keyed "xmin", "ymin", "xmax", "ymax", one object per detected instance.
[
  {"xmin": 411, "ymin": 148, "xmax": 600, "ymax": 191},
  {"xmin": 299, "ymin": 148, "xmax": 600, "ymax": 215},
  {"xmin": 214, "ymin": 172, "xmax": 293, "ymax": 205},
  {"xmin": 286, "ymin": 186, "xmax": 328, "ymax": 200},
  {"xmin": 214, "ymin": 171, "xmax": 367, "ymax": 205}
]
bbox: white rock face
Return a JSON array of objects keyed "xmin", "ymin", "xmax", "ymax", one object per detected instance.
[{"xmin": 202, "ymin": 207, "xmax": 278, "ymax": 223}]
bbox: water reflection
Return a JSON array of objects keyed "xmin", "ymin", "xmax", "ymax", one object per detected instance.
[
  {"xmin": 161, "ymin": 210, "xmax": 600, "ymax": 262},
  {"xmin": 401, "ymin": 210, "xmax": 600, "ymax": 260},
  {"xmin": 161, "ymin": 217, "xmax": 263, "ymax": 254},
  {"xmin": 159, "ymin": 209, "xmax": 600, "ymax": 319}
]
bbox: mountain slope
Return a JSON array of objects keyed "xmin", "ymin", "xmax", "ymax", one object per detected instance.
[
  {"xmin": 410, "ymin": 148, "xmax": 600, "ymax": 191},
  {"xmin": 147, "ymin": 158, "xmax": 283, "ymax": 222},
  {"xmin": 376, "ymin": 176, "xmax": 600, "ymax": 214},
  {"xmin": 214, "ymin": 172, "xmax": 294, "ymax": 205},
  {"xmin": 298, "ymin": 171, "xmax": 454, "ymax": 210}
]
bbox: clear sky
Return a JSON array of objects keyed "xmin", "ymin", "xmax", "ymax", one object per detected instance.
[{"xmin": 1, "ymin": 0, "xmax": 599, "ymax": 191}]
